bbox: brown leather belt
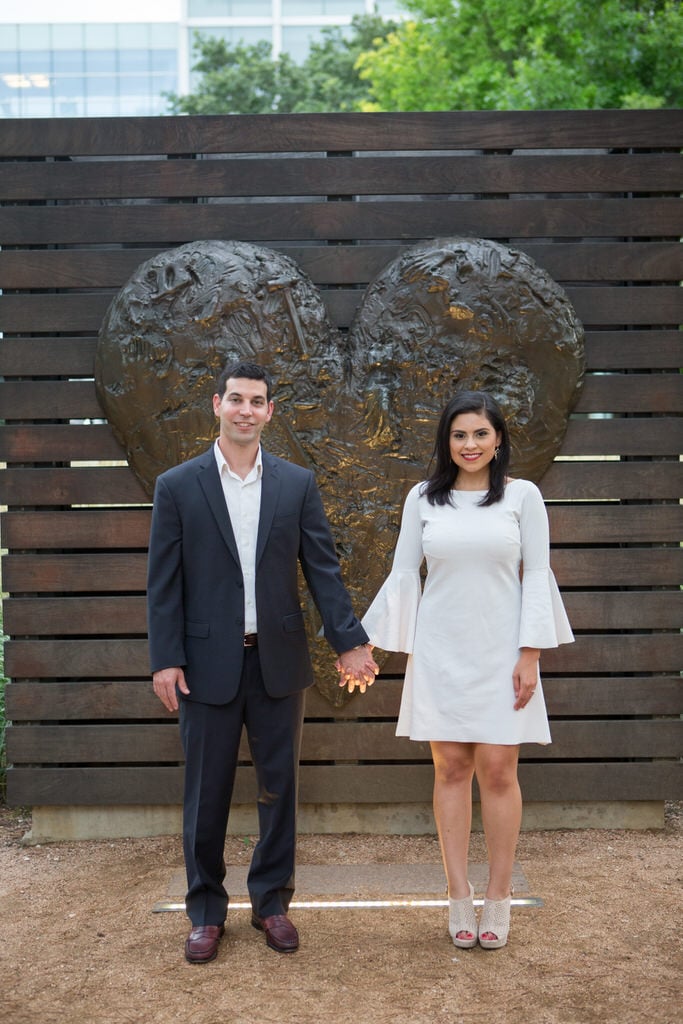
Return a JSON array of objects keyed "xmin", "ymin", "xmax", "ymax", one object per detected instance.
[{"xmin": 243, "ymin": 633, "xmax": 258, "ymax": 647}]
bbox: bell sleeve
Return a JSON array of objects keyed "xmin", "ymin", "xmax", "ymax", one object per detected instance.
[
  {"xmin": 518, "ymin": 481, "xmax": 575, "ymax": 649},
  {"xmin": 361, "ymin": 484, "xmax": 425, "ymax": 653}
]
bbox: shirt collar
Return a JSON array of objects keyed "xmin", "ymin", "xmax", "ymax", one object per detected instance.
[{"xmin": 214, "ymin": 439, "xmax": 263, "ymax": 482}]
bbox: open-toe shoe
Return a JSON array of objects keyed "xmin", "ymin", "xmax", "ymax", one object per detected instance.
[
  {"xmin": 478, "ymin": 890, "xmax": 513, "ymax": 949},
  {"xmin": 448, "ymin": 881, "xmax": 477, "ymax": 949}
]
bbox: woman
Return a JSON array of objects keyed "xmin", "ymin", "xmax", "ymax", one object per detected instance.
[{"xmin": 357, "ymin": 391, "xmax": 574, "ymax": 949}]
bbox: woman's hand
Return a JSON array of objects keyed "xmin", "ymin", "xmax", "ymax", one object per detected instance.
[
  {"xmin": 513, "ymin": 647, "xmax": 540, "ymax": 710},
  {"xmin": 336, "ymin": 644, "xmax": 379, "ymax": 693}
]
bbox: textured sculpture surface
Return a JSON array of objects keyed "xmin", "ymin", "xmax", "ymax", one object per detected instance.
[{"xmin": 96, "ymin": 238, "xmax": 585, "ymax": 703}]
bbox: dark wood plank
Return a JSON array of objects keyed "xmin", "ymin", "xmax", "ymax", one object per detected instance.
[
  {"xmin": 572, "ymin": 374, "xmax": 683, "ymax": 414},
  {"xmin": 540, "ymin": 634, "xmax": 683, "ymax": 674},
  {"xmin": 559, "ymin": 591, "xmax": 683, "ymax": 630},
  {"xmin": 380, "ymin": 633, "xmax": 683, "ymax": 675},
  {"xmin": 0, "ymin": 424, "xmax": 125, "ymax": 463},
  {"xmin": 0, "ymin": 337, "xmax": 96, "ymax": 377},
  {"xmin": 324, "ymin": 285, "xmax": 683, "ymax": 329},
  {"xmin": 4, "ymin": 633, "xmax": 681, "ymax": 679},
  {"xmin": 542, "ymin": 677, "xmax": 683, "ymax": 717},
  {"xmin": 4, "ymin": 638, "xmax": 150, "ymax": 678},
  {"xmin": 1, "ymin": 110, "xmax": 681, "ymax": 158},
  {"xmin": 2, "ymin": 555, "xmax": 149, "ymax": 595},
  {"xmin": 6, "ymin": 724, "xmax": 185, "ymax": 764},
  {"xmin": 2, "ymin": 597, "xmax": 148, "ymax": 637},
  {"xmin": 0, "ymin": 417, "xmax": 680, "ymax": 467},
  {"xmin": 3, "ymin": 590, "xmax": 680, "ymax": 640},
  {"xmin": 8, "ymin": 675, "xmax": 681, "ymax": 721},
  {"xmin": 3, "ymin": 154, "xmax": 680, "ymax": 201},
  {"xmin": 7, "ymin": 718, "xmax": 681, "ymax": 765},
  {"xmin": 547, "ymin": 504, "xmax": 683, "ymax": 543},
  {"xmin": 0, "ymin": 293, "xmax": 115, "ymax": 334},
  {"xmin": 2, "ymin": 372, "xmax": 681, "ymax": 425},
  {"xmin": 570, "ymin": 288, "xmax": 683, "ymax": 326},
  {"xmin": 562, "ymin": 417, "xmax": 683, "ymax": 457},
  {"xmin": 3, "ymin": 504, "xmax": 680, "ymax": 550},
  {"xmin": 584, "ymin": 331, "xmax": 683, "ymax": 371},
  {"xmin": 540, "ymin": 461, "xmax": 682, "ymax": 501},
  {"xmin": 6, "ymin": 761, "xmax": 681, "ymax": 807},
  {"xmin": 4, "ymin": 680, "xmax": 164, "ymax": 721},
  {"xmin": 0, "ymin": 510, "xmax": 151, "ymax": 549},
  {"xmin": 1, "ymin": 460, "xmax": 680, "ymax": 506},
  {"xmin": 2, "ymin": 242, "xmax": 681, "ymax": 290},
  {"xmin": 1, "ymin": 199, "xmax": 680, "ymax": 247},
  {"xmin": 1, "ymin": 282, "xmax": 681, "ymax": 333},
  {"xmin": 1, "ymin": 331, "xmax": 682, "ymax": 379},
  {"xmin": 0, "ymin": 467, "xmax": 149, "ymax": 506},
  {"xmin": 2, "ymin": 547, "xmax": 681, "ymax": 597},
  {"xmin": 1, "ymin": 380, "xmax": 105, "ymax": 420}
]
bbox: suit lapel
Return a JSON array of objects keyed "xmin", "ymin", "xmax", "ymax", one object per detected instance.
[
  {"xmin": 256, "ymin": 451, "xmax": 281, "ymax": 568},
  {"xmin": 196, "ymin": 447, "xmax": 241, "ymax": 567}
]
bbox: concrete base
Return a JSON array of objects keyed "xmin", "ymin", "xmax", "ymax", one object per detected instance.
[{"xmin": 24, "ymin": 800, "xmax": 665, "ymax": 844}]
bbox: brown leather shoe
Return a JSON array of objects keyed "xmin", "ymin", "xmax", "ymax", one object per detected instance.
[
  {"xmin": 251, "ymin": 913, "xmax": 299, "ymax": 952},
  {"xmin": 184, "ymin": 924, "xmax": 225, "ymax": 963}
]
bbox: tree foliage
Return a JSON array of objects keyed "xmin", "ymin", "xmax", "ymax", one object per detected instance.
[
  {"xmin": 356, "ymin": 0, "xmax": 683, "ymax": 111},
  {"xmin": 165, "ymin": 38, "xmax": 307, "ymax": 115},
  {"xmin": 165, "ymin": 1, "xmax": 682, "ymax": 115},
  {"xmin": 165, "ymin": 15, "xmax": 398, "ymax": 116}
]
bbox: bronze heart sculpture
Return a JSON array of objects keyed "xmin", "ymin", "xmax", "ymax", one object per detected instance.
[{"xmin": 95, "ymin": 237, "xmax": 584, "ymax": 704}]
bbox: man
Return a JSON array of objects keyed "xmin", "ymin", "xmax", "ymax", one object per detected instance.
[{"xmin": 148, "ymin": 360, "xmax": 377, "ymax": 963}]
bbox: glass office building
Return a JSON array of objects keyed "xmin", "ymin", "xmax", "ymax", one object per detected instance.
[
  {"xmin": 0, "ymin": 0, "xmax": 403, "ymax": 118},
  {"xmin": 0, "ymin": 22, "xmax": 179, "ymax": 118}
]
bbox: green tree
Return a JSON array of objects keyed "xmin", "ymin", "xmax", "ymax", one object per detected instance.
[
  {"xmin": 356, "ymin": 0, "xmax": 683, "ymax": 111},
  {"xmin": 165, "ymin": 37, "xmax": 307, "ymax": 115},
  {"xmin": 292, "ymin": 13, "xmax": 399, "ymax": 112},
  {"xmin": 165, "ymin": 15, "xmax": 398, "ymax": 116}
]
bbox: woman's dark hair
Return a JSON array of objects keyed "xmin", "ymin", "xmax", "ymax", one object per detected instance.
[
  {"xmin": 217, "ymin": 361, "xmax": 273, "ymax": 402},
  {"xmin": 422, "ymin": 391, "xmax": 511, "ymax": 507}
]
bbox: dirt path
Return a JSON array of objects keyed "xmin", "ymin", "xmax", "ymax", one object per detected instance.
[{"xmin": 1, "ymin": 804, "xmax": 681, "ymax": 1024}]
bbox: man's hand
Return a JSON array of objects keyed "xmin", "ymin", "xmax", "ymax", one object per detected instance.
[
  {"xmin": 153, "ymin": 667, "xmax": 189, "ymax": 712},
  {"xmin": 336, "ymin": 644, "xmax": 379, "ymax": 694}
]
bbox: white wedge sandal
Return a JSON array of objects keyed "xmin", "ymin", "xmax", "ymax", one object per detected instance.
[
  {"xmin": 448, "ymin": 881, "xmax": 478, "ymax": 949},
  {"xmin": 478, "ymin": 889, "xmax": 513, "ymax": 949}
]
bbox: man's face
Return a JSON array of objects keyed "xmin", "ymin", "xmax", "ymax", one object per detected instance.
[{"xmin": 212, "ymin": 376, "xmax": 274, "ymax": 448}]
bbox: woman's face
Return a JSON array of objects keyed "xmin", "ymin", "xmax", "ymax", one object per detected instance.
[{"xmin": 448, "ymin": 411, "xmax": 502, "ymax": 487}]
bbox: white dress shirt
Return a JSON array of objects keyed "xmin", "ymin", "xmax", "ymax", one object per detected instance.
[{"xmin": 214, "ymin": 440, "xmax": 262, "ymax": 634}]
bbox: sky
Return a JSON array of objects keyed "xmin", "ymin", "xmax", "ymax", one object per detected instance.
[{"xmin": 0, "ymin": 0, "xmax": 182, "ymax": 22}]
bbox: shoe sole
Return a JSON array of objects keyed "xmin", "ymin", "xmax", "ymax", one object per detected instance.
[
  {"xmin": 452, "ymin": 936, "xmax": 478, "ymax": 949},
  {"xmin": 184, "ymin": 947, "xmax": 220, "ymax": 963}
]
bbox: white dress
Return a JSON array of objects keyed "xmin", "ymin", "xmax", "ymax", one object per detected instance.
[{"xmin": 361, "ymin": 479, "xmax": 574, "ymax": 744}]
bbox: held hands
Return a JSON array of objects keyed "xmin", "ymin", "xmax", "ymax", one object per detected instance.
[
  {"xmin": 152, "ymin": 666, "xmax": 189, "ymax": 712},
  {"xmin": 513, "ymin": 647, "xmax": 541, "ymax": 710},
  {"xmin": 336, "ymin": 644, "xmax": 379, "ymax": 694}
]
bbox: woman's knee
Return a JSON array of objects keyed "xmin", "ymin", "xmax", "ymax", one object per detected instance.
[
  {"xmin": 475, "ymin": 748, "xmax": 520, "ymax": 795},
  {"xmin": 431, "ymin": 743, "xmax": 475, "ymax": 785}
]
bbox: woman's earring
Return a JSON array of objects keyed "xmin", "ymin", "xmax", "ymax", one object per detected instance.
[{"xmin": 494, "ymin": 446, "xmax": 500, "ymax": 460}]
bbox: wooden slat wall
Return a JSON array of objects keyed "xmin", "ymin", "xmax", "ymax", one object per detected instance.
[{"xmin": 1, "ymin": 111, "xmax": 682, "ymax": 813}]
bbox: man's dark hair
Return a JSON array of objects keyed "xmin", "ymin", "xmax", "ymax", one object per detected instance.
[{"xmin": 216, "ymin": 361, "xmax": 273, "ymax": 402}]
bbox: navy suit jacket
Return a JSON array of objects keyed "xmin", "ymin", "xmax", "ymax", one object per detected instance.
[{"xmin": 147, "ymin": 445, "xmax": 368, "ymax": 704}]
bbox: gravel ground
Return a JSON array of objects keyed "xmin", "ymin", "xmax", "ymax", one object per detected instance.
[{"xmin": 1, "ymin": 803, "xmax": 681, "ymax": 1024}]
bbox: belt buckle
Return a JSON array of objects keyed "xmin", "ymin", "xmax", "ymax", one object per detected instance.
[{"xmin": 243, "ymin": 633, "xmax": 257, "ymax": 648}]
